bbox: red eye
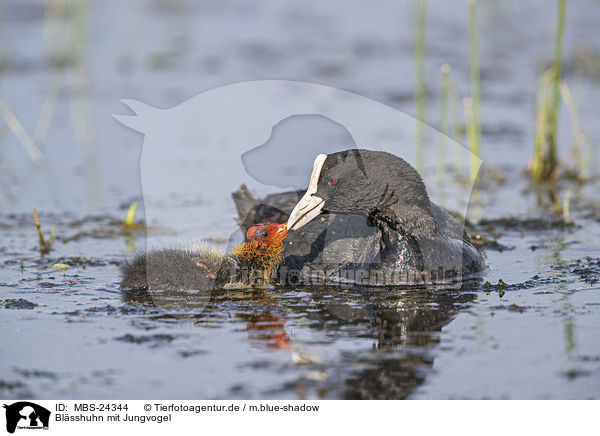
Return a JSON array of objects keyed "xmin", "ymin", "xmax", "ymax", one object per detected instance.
[{"xmin": 328, "ymin": 177, "xmax": 337, "ymax": 185}]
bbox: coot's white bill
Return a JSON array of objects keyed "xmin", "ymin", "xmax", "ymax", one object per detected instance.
[{"xmin": 287, "ymin": 154, "xmax": 327, "ymax": 231}]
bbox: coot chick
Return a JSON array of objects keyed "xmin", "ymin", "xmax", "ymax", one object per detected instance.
[
  {"xmin": 120, "ymin": 223, "xmax": 288, "ymax": 291},
  {"xmin": 234, "ymin": 149, "xmax": 485, "ymax": 285}
]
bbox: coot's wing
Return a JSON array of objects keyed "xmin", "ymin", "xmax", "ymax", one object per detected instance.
[
  {"xmin": 232, "ymin": 184, "xmax": 304, "ymax": 232},
  {"xmin": 428, "ymin": 202, "xmax": 485, "ymax": 276}
]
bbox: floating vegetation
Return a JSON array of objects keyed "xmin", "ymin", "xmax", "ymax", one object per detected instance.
[
  {"xmin": 469, "ymin": 231, "xmax": 511, "ymax": 252},
  {"xmin": 115, "ymin": 333, "xmax": 176, "ymax": 347},
  {"xmin": 1, "ymin": 299, "xmax": 38, "ymax": 310},
  {"xmin": 553, "ymin": 257, "xmax": 600, "ymax": 285},
  {"xmin": 476, "ymin": 215, "xmax": 575, "ymax": 232},
  {"xmin": 489, "ymin": 303, "xmax": 529, "ymax": 314},
  {"xmin": 461, "ymin": 213, "xmax": 580, "ymax": 253},
  {"xmin": 61, "ymin": 214, "xmax": 150, "ymax": 243},
  {"xmin": 481, "ymin": 279, "xmax": 508, "ymax": 293},
  {"xmin": 480, "ymin": 271, "xmax": 570, "ymax": 296}
]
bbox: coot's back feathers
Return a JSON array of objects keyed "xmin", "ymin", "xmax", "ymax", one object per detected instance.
[{"xmin": 232, "ymin": 184, "xmax": 303, "ymax": 234}]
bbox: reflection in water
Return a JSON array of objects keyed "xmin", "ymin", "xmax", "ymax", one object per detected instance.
[
  {"xmin": 237, "ymin": 311, "xmax": 291, "ymax": 351},
  {"xmin": 543, "ymin": 233, "xmax": 578, "ymax": 356},
  {"xmin": 122, "ymin": 282, "xmax": 479, "ymax": 399}
]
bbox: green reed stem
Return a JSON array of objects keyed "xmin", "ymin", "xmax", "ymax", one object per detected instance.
[
  {"xmin": 547, "ymin": 0, "xmax": 567, "ymax": 175},
  {"xmin": 438, "ymin": 64, "xmax": 451, "ymax": 182},
  {"xmin": 468, "ymin": 0, "xmax": 481, "ymax": 162},
  {"xmin": 532, "ymin": 0, "xmax": 567, "ymax": 181},
  {"xmin": 448, "ymin": 77, "xmax": 463, "ymax": 174},
  {"xmin": 464, "ymin": 97, "xmax": 478, "ymax": 183},
  {"xmin": 532, "ymin": 70, "xmax": 552, "ymax": 179},
  {"xmin": 33, "ymin": 209, "xmax": 51, "ymax": 255},
  {"xmin": 415, "ymin": 0, "xmax": 426, "ymax": 175}
]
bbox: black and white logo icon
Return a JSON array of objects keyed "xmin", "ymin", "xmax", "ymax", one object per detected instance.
[{"xmin": 3, "ymin": 402, "xmax": 50, "ymax": 434}]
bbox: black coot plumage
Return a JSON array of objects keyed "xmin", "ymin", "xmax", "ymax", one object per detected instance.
[{"xmin": 233, "ymin": 149, "xmax": 485, "ymax": 285}]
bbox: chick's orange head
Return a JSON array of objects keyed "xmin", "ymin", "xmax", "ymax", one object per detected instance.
[
  {"xmin": 245, "ymin": 223, "xmax": 288, "ymax": 245},
  {"xmin": 232, "ymin": 222, "xmax": 289, "ymax": 278}
]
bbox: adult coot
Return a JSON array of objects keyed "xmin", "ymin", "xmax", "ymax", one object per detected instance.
[
  {"xmin": 120, "ymin": 223, "xmax": 288, "ymax": 290},
  {"xmin": 234, "ymin": 149, "xmax": 485, "ymax": 285}
]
